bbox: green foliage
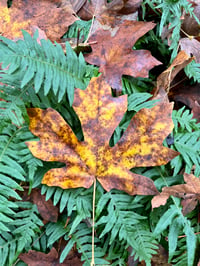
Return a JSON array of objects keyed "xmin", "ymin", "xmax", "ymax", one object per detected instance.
[
  {"xmin": 64, "ymin": 19, "xmax": 92, "ymax": 42},
  {"xmin": 171, "ymin": 107, "xmax": 200, "ymax": 176},
  {"xmin": 0, "ymin": 30, "xmax": 96, "ymax": 105},
  {"xmin": 0, "ymin": 2, "xmax": 199, "ymax": 264},
  {"xmin": 143, "ymin": 0, "xmax": 197, "ymax": 60},
  {"xmin": 153, "ymin": 198, "xmax": 196, "ymax": 266},
  {"xmin": 185, "ymin": 60, "xmax": 200, "ymax": 82},
  {"xmin": 95, "ymin": 190, "xmax": 158, "ymax": 265},
  {"xmin": 0, "ymin": 202, "xmax": 43, "ymax": 266}
]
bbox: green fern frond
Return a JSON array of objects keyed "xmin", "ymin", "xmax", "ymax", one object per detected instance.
[
  {"xmin": 128, "ymin": 222, "xmax": 158, "ymax": 266},
  {"xmin": 46, "ymin": 217, "xmax": 69, "ymax": 248},
  {"xmin": 184, "ymin": 60, "xmax": 200, "ymax": 82},
  {"xmin": 62, "ymin": 222, "xmax": 109, "ymax": 266},
  {"xmin": 0, "ymin": 202, "xmax": 43, "ymax": 266},
  {"xmin": 122, "ymin": 76, "xmax": 154, "ymax": 94},
  {"xmin": 41, "ymin": 185, "xmax": 92, "ymax": 224},
  {"xmin": 172, "ymin": 106, "xmax": 200, "ymax": 133},
  {"xmin": 153, "ymin": 199, "xmax": 196, "ymax": 266},
  {"xmin": 0, "ymin": 30, "xmax": 96, "ymax": 105},
  {"xmin": 95, "ymin": 190, "xmax": 158, "ymax": 264},
  {"xmin": 96, "ymin": 191, "xmax": 145, "ymax": 242},
  {"xmin": 128, "ymin": 92, "xmax": 159, "ymax": 112},
  {"xmin": 171, "ymin": 131, "xmax": 200, "ymax": 176},
  {"xmin": 106, "ymin": 238, "xmax": 128, "ymax": 266},
  {"xmin": 171, "ymin": 240, "xmax": 188, "ymax": 266},
  {"xmin": 143, "ymin": 0, "xmax": 197, "ymax": 60},
  {"xmin": 0, "ymin": 85, "xmax": 28, "ymax": 127},
  {"xmin": 65, "ymin": 19, "xmax": 92, "ymax": 42},
  {"xmin": 0, "ymin": 125, "xmax": 25, "ymax": 231}
]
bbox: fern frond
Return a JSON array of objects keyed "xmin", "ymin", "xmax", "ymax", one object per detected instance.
[
  {"xmin": 0, "ymin": 125, "xmax": 25, "ymax": 231},
  {"xmin": 122, "ymin": 76, "xmax": 154, "ymax": 94},
  {"xmin": 185, "ymin": 60, "xmax": 200, "ymax": 82},
  {"xmin": 172, "ymin": 106, "xmax": 200, "ymax": 133},
  {"xmin": 171, "ymin": 242, "xmax": 188, "ymax": 266},
  {"xmin": 171, "ymin": 131, "xmax": 200, "ymax": 176},
  {"xmin": 0, "ymin": 202, "xmax": 43, "ymax": 266},
  {"xmin": 153, "ymin": 199, "xmax": 196, "ymax": 266},
  {"xmin": 0, "ymin": 85, "xmax": 28, "ymax": 126},
  {"xmin": 96, "ymin": 190, "xmax": 157, "ymax": 264},
  {"xmin": 106, "ymin": 238, "xmax": 128, "ymax": 266},
  {"xmin": 46, "ymin": 217, "xmax": 69, "ymax": 248},
  {"xmin": 41, "ymin": 185, "xmax": 92, "ymax": 224},
  {"xmin": 127, "ymin": 222, "xmax": 158, "ymax": 266},
  {"xmin": 0, "ymin": 30, "xmax": 95, "ymax": 105},
  {"xmin": 62, "ymin": 222, "xmax": 109, "ymax": 266},
  {"xmin": 128, "ymin": 92, "xmax": 159, "ymax": 112},
  {"xmin": 143, "ymin": 0, "xmax": 197, "ymax": 60},
  {"xmin": 96, "ymin": 191, "xmax": 145, "ymax": 241},
  {"xmin": 65, "ymin": 19, "xmax": 92, "ymax": 42}
]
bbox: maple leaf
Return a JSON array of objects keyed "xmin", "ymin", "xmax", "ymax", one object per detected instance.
[
  {"xmin": 26, "ymin": 76, "xmax": 178, "ymax": 196},
  {"xmin": 85, "ymin": 20, "xmax": 161, "ymax": 91},
  {"xmin": 0, "ymin": 0, "xmax": 77, "ymax": 41},
  {"xmin": 152, "ymin": 173, "xmax": 200, "ymax": 215}
]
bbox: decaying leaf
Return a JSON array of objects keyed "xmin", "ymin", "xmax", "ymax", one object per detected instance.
[
  {"xmin": 169, "ymin": 83, "xmax": 200, "ymax": 122},
  {"xmin": 180, "ymin": 38, "xmax": 200, "ymax": 63},
  {"xmin": 76, "ymin": 0, "xmax": 142, "ymax": 21},
  {"xmin": 0, "ymin": 0, "xmax": 77, "ymax": 41},
  {"xmin": 85, "ymin": 21, "xmax": 161, "ymax": 91},
  {"xmin": 19, "ymin": 247, "xmax": 82, "ymax": 266},
  {"xmin": 155, "ymin": 51, "xmax": 193, "ymax": 95},
  {"xmin": 152, "ymin": 173, "xmax": 200, "ymax": 215},
  {"xmin": 22, "ymin": 188, "xmax": 58, "ymax": 223},
  {"xmin": 26, "ymin": 76, "xmax": 178, "ymax": 196}
]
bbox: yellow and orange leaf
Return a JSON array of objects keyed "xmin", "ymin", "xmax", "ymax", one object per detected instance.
[
  {"xmin": 0, "ymin": 0, "xmax": 77, "ymax": 42},
  {"xmin": 26, "ymin": 76, "xmax": 178, "ymax": 196}
]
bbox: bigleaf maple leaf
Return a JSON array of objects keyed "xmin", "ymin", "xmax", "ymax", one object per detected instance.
[
  {"xmin": 26, "ymin": 76, "xmax": 178, "ymax": 195},
  {"xmin": 85, "ymin": 21, "xmax": 161, "ymax": 91},
  {"xmin": 0, "ymin": 0, "xmax": 77, "ymax": 42}
]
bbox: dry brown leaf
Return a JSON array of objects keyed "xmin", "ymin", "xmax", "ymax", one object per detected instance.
[
  {"xmin": 192, "ymin": 101, "xmax": 200, "ymax": 122},
  {"xmin": 85, "ymin": 20, "xmax": 161, "ymax": 91},
  {"xmin": 77, "ymin": 0, "xmax": 142, "ymax": 21},
  {"xmin": 182, "ymin": 1, "xmax": 200, "ymax": 38},
  {"xmin": 0, "ymin": 0, "xmax": 77, "ymax": 42},
  {"xmin": 169, "ymin": 83, "xmax": 200, "ymax": 122},
  {"xmin": 22, "ymin": 188, "xmax": 59, "ymax": 223},
  {"xmin": 152, "ymin": 173, "xmax": 200, "ymax": 215},
  {"xmin": 180, "ymin": 38, "xmax": 200, "ymax": 63},
  {"xmin": 155, "ymin": 51, "xmax": 193, "ymax": 95},
  {"xmin": 19, "ymin": 247, "xmax": 82, "ymax": 266},
  {"xmin": 26, "ymin": 76, "xmax": 178, "ymax": 196}
]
